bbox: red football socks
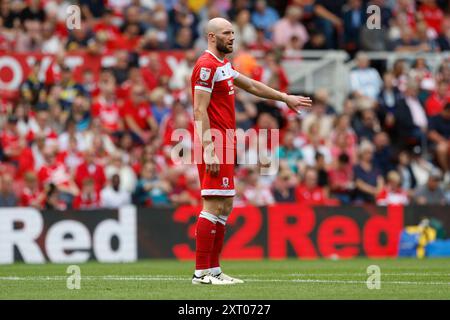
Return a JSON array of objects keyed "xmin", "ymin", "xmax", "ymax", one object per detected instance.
[
  {"xmin": 195, "ymin": 212, "xmax": 217, "ymax": 271},
  {"xmin": 210, "ymin": 221, "xmax": 225, "ymax": 268}
]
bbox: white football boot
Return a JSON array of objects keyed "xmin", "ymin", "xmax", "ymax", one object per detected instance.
[
  {"xmin": 192, "ymin": 273, "xmax": 235, "ymax": 285},
  {"xmin": 211, "ymin": 272, "xmax": 244, "ymax": 284}
]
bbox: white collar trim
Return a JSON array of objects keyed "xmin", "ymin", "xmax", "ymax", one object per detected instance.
[{"xmin": 205, "ymin": 50, "xmax": 224, "ymax": 63}]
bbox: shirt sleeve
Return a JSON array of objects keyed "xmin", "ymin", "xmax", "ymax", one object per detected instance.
[
  {"xmin": 192, "ymin": 62, "xmax": 217, "ymax": 93},
  {"xmin": 231, "ymin": 64, "xmax": 240, "ymax": 79}
]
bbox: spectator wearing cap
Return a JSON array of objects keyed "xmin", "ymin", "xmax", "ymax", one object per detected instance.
[
  {"xmin": 100, "ymin": 174, "xmax": 132, "ymax": 209},
  {"xmin": 428, "ymin": 103, "xmax": 450, "ymax": 178},
  {"xmin": 414, "ymin": 170, "xmax": 447, "ymax": 205},
  {"xmin": 272, "ymin": 5, "xmax": 309, "ymax": 49},
  {"xmin": 353, "ymin": 141, "xmax": 384, "ymax": 203}
]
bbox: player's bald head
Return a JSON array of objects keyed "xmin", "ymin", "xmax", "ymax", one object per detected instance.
[
  {"xmin": 206, "ymin": 17, "xmax": 232, "ymax": 35},
  {"xmin": 206, "ymin": 17, "xmax": 235, "ymax": 54}
]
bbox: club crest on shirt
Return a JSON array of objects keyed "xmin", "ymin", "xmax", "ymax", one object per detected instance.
[{"xmin": 200, "ymin": 67, "xmax": 211, "ymax": 81}]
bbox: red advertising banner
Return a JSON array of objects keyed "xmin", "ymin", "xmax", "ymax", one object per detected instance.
[
  {"xmin": 2, "ymin": 204, "xmax": 446, "ymax": 264},
  {"xmin": 171, "ymin": 204, "xmax": 404, "ymax": 260},
  {"xmin": 0, "ymin": 51, "xmax": 186, "ymax": 99}
]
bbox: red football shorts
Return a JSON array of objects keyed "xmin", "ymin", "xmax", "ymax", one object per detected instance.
[{"xmin": 196, "ymin": 147, "xmax": 236, "ymax": 197}]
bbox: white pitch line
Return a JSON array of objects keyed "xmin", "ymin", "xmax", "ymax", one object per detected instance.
[{"xmin": 0, "ymin": 275, "xmax": 449, "ymax": 286}]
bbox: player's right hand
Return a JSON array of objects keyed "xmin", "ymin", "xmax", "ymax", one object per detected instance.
[
  {"xmin": 204, "ymin": 147, "xmax": 220, "ymax": 177},
  {"xmin": 284, "ymin": 94, "xmax": 312, "ymax": 114}
]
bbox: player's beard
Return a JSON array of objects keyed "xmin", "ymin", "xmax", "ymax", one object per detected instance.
[{"xmin": 216, "ymin": 37, "xmax": 233, "ymax": 54}]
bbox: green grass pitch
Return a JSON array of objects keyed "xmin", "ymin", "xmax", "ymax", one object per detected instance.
[{"xmin": 0, "ymin": 259, "xmax": 449, "ymax": 299}]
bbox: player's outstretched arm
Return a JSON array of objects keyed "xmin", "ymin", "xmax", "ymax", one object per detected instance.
[{"xmin": 234, "ymin": 73, "xmax": 312, "ymax": 114}]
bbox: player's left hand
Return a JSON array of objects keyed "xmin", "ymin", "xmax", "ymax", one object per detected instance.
[{"xmin": 284, "ymin": 94, "xmax": 312, "ymax": 114}]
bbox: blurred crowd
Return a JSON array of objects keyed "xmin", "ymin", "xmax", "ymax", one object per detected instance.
[{"xmin": 0, "ymin": 0, "xmax": 449, "ymax": 210}]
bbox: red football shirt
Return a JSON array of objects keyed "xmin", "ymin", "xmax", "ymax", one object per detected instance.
[
  {"xmin": 295, "ymin": 184, "xmax": 326, "ymax": 205},
  {"xmin": 123, "ymin": 100, "xmax": 153, "ymax": 130},
  {"xmin": 191, "ymin": 50, "xmax": 240, "ymax": 151},
  {"xmin": 91, "ymin": 96, "xmax": 121, "ymax": 132}
]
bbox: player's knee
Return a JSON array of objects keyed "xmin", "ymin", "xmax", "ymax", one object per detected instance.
[{"xmin": 222, "ymin": 198, "xmax": 234, "ymax": 216}]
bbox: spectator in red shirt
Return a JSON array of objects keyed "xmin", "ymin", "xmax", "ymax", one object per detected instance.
[
  {"xmin": 20, "ymin": 171, "xmax": 45, "ymax": 209},
  {"xmin": 376, "ymin": 170, "xmax": 409, "ymax": 206},
  {"xmin": 170, "ymin": 171, "xmax": 202, "ymax": 206},
  {"xmin": 27, "ymin": 108, "xmax": 58, "ymax": 144},
  {"xmin": 141, "ymin": 52, "xmax": 171, "ymax": 91},
  {"xmin": 112, "ymin": 23, "xmax": 142, "ymax": 51},
  {"xmin": 38, "ymin": 145, "xmax": 79, "ymax": 200},
  {"xmin": 93, "ymin": 8, "xmax": 121, "ymax": 51},
  {"xmin": 91, "ymin": 74, "xmax": 124, "ymax": 135},
  {"xmin": 418, "ymin": 0, "xmax": 444, "ymax": 34},
  {"xmin": 248, "ymin": 27, "xmax": 274, "ymax": 58},
  {"xmin": 73, "ymin": 178, "xmax": 101, "ymax": 210},
  {"xmin": 1, "ymin": 116, "xmax": 25, "ymax": 162},
  {"xmin": 123, "ymin": 84, "xmax": 158, "ymax": 144},
  {"xmin": 329, "ymin": 153, "xmax": 354, "ymax": 204},
  {"xmin": 75, "ymin": 149, "xmax": 106, "ymax": 192},
  {"xmin": 295, "ymin": 167, "xmax": 327, "ymax": 205},
  {"xmin": 425, "ymin": 80, "xmax": 449, "ymax": 116},
  {"xmin": 261, "ymin": 51, "xmax": 289, "ymax": 93}
]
